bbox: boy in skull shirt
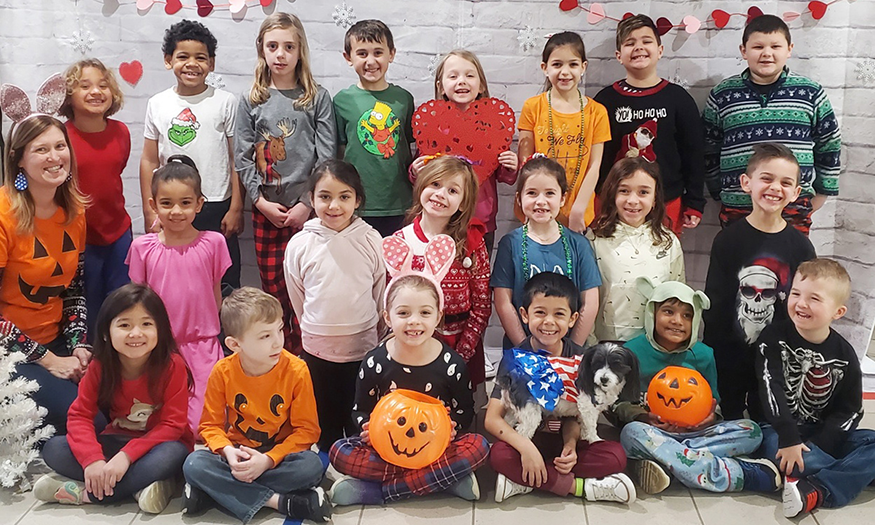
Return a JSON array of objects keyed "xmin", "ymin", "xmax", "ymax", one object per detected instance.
[
  {"xmin": 752, "ymin": 259, "xmax": 875, "ymax": 518},
  {"xmin": 703, "ymin": 144, "xmax": 814, "ymax": 420}
]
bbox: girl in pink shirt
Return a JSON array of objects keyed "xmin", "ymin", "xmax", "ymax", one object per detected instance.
[{"xmin": 127, "ymin": 155, "xmax": 231, "ymax": 432}]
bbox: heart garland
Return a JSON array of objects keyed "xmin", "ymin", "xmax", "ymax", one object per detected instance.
[
  {"xmin": 564, "ymin": 1, "xmax": 840, "ymax": 33},
  {"xmin": 134, "ymin": 0, "xmax": 275, "ymax": 17},
  {"xmin": 412, "ymin": 98, "xmax": 515, "ymax": 185}
]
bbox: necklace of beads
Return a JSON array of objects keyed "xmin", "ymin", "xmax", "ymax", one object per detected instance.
[
  {"xmin": 547, "ymin": 88, "xmax": 586, "ymax": 193},
  {"xmin": 522, "ymin": 222, "xmax": 573, "ymax": 281}
]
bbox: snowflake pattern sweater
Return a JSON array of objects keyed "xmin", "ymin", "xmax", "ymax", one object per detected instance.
[{"xmin": 702, "ymin": 68, "xmax": 842, "ymax": 207}]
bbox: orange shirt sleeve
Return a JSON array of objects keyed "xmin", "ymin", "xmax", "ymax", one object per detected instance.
[
  {"xmin": 199, "ymin": 358, "xmax": 234, "ymax": 453},
  {"xmin": 266, "ymin": 357, "xmax": 321, "ymax": 466},
  {"xmin": 589, "ymin": 98, "xmax": 612, "ymax": 145},
  {"xmin": 518, "ymin": 95, "xmax": 541, "ymax": 132}
]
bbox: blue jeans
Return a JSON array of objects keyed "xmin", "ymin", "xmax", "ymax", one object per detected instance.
[
  {"xmin": 759, "ymin": 424, "xmax": 875, "ymax": 508},
  {"xmin": 183, "ymin": 449, "xmax": 324, "ymax": 523},
  {"xmin": 621, "ymin": 419, "xmax": 763, "ymax": 492},
  {"xmin": 84, "ymin": 230, "xmax": 132, "ymax": 336},
  {"xmin": 42, "ymin": 434, "xmax": 188, "ymax": 503}
]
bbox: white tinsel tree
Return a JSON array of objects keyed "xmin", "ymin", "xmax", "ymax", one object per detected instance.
[{"xmin": 0, "ymin": 351, "xmax": 54, "ymax": 490}]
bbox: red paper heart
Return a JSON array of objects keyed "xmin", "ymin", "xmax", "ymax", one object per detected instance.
[
  {"xmin": 656, "ymin": 17, "xmax": 673, "ymax": 36},
  {"xmin": 412, "ymin": 98, "xmax": 515, "ymax": 184},
  {"xmin": 747, "ymin": 6, "xmax": 764, "ymax": 24},
  {"xmin": 260, "ymin": 0, "xmax": 273, "ymax": 6},
  {"xmin": 118, "ymin": 60, "xmax": 143, "ymax": 86},
  {"xmin": 165, "ymin": 0, "xmax": 182, "ymax": 15},
  {"xmin": 711, "ymin": 9, "xmax": 731, "ymax": 29},
  {"xmin": 623, "ymin": 12, "xmax": 635, "ymax": 20},
  {"xmin": 558, "ymin": 0, "xmax": 578, "ymax": 12},
  {"xmin": 196, "ymin": 0, "xmax": 213, "ymax": 17},
  {"xmin": 808, "ymin": 1, "xmax": 828, "ymax": 20}
]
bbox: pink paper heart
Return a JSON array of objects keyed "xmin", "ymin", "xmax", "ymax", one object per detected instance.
[
  {"xmin": 135, "ymin": 0, "xmax": 154, "ymax": 9},
  {"xmin": 782, "ymin": 11, "xmax": 801, "ymax": 22},
  {"xmin": 587, "ymin": 3, "xmax": 606, "ymax": 25},
  {"xmin": 682, "ymin": 15, "xmax": 701, "ymax": 34},
  {"xmin": 229, "ymin": 0, "xmax": 247, "ymax": 15},
  {"xmin": 711, "ymin": 9, "xmax": 731, "ymax": 29},
  {"xmin": 164, "ymin": 0, "xmax": 182, "ymax": 15}
]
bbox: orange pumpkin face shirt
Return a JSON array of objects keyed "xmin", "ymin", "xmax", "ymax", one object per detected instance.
[{"xmin": 0, "ymin": 189, "xmax": 85, "ymax": 344}]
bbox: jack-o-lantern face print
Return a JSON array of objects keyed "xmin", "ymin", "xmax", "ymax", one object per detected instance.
[
  {"xmin": 19, "ymin": 230, "xmax": 79, "ymax": 304},
  {"xmin": 232, "ymin": 392, "xmax": 285, "ymax": 452},
  {"xmin": 369, "ymin": 389, "xmax": 452, "ymax": 469},
  {"xmin": 646, "ymin": 366, "xmax": 713, "ymax": 428}
]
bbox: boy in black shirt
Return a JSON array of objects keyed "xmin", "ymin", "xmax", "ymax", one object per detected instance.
[
  {"xmin": 753, "ymin": 259, "xmax": 875, "ymax": 518},
  {"xmin": 594, "ymin": 14, "xmax": 705, "ymax": 234},
  {"xmin": 703, "ymin": 144, "xmax": 815, "ymax": 420}
]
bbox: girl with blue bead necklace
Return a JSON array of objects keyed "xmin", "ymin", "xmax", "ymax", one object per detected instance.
[{"xmin": 491, "ymin": 156, "xmax": 602, "ymax": 349}]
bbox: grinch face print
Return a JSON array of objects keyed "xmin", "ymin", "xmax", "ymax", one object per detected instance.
[{"xmin": 168, "ymin": 108, "xmax": 200, "ymax": 147}]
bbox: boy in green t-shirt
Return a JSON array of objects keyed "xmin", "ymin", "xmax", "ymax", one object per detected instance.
[{"xmin": 334, "ymin": 19, "xmax": 414, "ymax": 237}]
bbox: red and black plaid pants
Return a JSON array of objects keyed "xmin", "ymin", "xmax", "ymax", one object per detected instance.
[
  {"xmin": 252, "ymin": 208, "xmax": 302, "ymax": 354},
  {"xmin": 329, "ymin": 434, "xmax": 489, "ymax": 502}
]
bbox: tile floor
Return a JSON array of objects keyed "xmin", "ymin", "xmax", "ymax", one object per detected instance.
[{"xmin": 6, "ymin": 399, "xmax": 875, "ymax": 525}]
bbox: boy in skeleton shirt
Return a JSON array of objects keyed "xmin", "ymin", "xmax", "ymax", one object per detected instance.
[
  {"xmin": 703, "ymin": 144, "xmax": 815, "ymax": 420},
  {"xmin": 752, "ymin": 258, "xmax": 875, "ymax": 518}
]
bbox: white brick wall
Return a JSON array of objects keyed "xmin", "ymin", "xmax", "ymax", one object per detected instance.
[{"xmin": 2, "ymin": 0, "xmax": 874, "ymax": 356}]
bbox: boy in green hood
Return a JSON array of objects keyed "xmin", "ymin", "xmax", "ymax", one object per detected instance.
[{"xmin": 616, "ymin": 277, "xmax": 782, "ymax": 495}]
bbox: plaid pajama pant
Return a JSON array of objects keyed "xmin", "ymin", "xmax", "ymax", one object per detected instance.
[
  {"xmin": 329, "ymin": 433, "xmax": 490, "ymax": 502},
  {"xmin": 252, "ymin": 208, "xmax": 302, "ymax": 354}
]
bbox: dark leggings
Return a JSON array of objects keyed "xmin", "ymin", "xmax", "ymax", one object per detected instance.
[
  {"xmin": 42, "ymin": 434, "xmax": 189, "ymax": 503},
  {"xmin": 300, "ymin": 351, "xmax": 360, "ymax": 451}
]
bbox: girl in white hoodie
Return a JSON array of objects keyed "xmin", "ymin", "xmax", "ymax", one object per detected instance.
[
  {"xmin": 589, "ymin": 157, "xmax": 684, "ymax": 343},
  {"xmin": 284, "ymin": 159, "xmax": 385, "ymax": 451}
]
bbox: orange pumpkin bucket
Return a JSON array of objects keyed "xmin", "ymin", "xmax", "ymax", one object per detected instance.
[
  {"xmin": 369, "ymin": 389, "xmax": 452, "ymax": 469},
  {"xmin": 646, "ymin": 366, "xmax": 713, "ymax": 428}
]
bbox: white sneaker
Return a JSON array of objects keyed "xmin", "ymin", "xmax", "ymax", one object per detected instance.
[
  {"xmin": 135, "ymin": 478, "xmax": 176, "ymax": 514},
  {"xmin": 630, "ymin": 458, "xmax": 671, "ymax": 494},
  {"xmin": 584, "ymin": 473, "xmax": 636, "ymax": 505},
  {"xmin": 484, "ymin": 360, "xmax": 497, "ymax": 379},
  {"xmin": 494, "ymin": 473, "xmax": 533, "ymax": 503}
]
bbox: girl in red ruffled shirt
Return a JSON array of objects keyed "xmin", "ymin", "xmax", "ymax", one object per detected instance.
[{"xmin": 35, "ymin": 283, "xmax": 193, "ymax": 515}]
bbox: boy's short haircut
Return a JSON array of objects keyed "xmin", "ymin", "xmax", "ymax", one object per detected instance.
[
  {"xmin": 221, "ymin": 287, "xmax": 283, "ymax": 339},
  {"xmin": 796, "ymin": 258, "xmax": 851, "ymax": 304},
  {"xmin": 344, "ymin": 19, "xmax": 394, "ymax": 55},
  {"xmin": 162, "ymin": 19, "xmax": 218, "ymax": 57},
  {"xmin": 615, "ymin": 14, "xmax": 661, "ymax": 51},
  {"xmin": 742, "ymin": 14, "xmax": 792, "ymax": 46},
  {"xmin": 746, "ymin": 143, "xmax": 800, "ymax": 184},
  {"xmin": 522, "ymin": 272, "xmax": 581, "ymax": 313}
]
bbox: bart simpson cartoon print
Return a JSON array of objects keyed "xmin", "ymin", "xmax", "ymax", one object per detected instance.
[
  {"xmin": 255, "ymin": 118, "xmax": 297, "ymax": 193},
  {"xmin": 168, "ymin": 108, "xmax": 200, "ymax": 147},
  {"xmin": 357, "ymin": 101, "xmax": 400, "ymax": 159}
]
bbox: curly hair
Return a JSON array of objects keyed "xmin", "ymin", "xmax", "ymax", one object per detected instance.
[{"xmin": 162, "ymin": 19, "xmax": 218, "ymax": 57}]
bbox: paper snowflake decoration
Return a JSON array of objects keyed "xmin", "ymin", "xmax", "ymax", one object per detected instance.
[
  {"xmin": 206, "ymin": 72, "xmax": 226, "ymax": 90},
  {"xmin": 67, "ymin": 29, "xmax": 94, "ymax": 55},
  {"xmin": 855, "ymin": 58, "xmax": 875, "ymax": 85},
  {"xmin": 427, "ymin": 53, "xmax": 442, "ymax": 77},
  {"xmin": 518, "ymin": 25, "xmax": 539, "ymax": 53},
  {"xmin": 333, "ymin": 2, "xmax": 356, "ymax": 29},
  {"xmin": 670, "ymin": 71, "xmax": 690, "ymax": 90}
]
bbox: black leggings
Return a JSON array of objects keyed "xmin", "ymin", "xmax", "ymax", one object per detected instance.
[{"xmin": 301, "ymin": 352, "xmax": 361, "ymax": 451}]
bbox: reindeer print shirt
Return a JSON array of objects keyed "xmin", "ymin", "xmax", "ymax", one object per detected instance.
[
  {"xmin": 753, "ymin": 319, "xmax": 862, "ymax": 456},
  {"xmin": 144, "ymin": 86, "xmax": 237, "ymax": 201},
  {"xmin": 235, "ymin": 86, "xmax": 337, "ymax": 207}
]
